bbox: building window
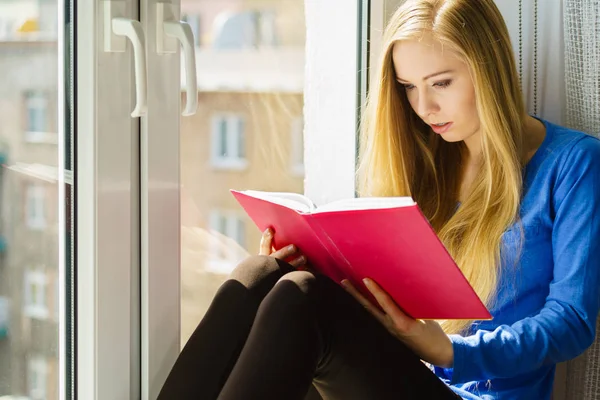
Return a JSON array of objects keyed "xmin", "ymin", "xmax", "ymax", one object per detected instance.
[
  {"xmin": 24, "ymin": 270, "xmax": 48, "ymax": 320},
  {"xmin": 290, "ymin": 117, "xmax": 304, "ymax": 176},
  {"xmin": 213, "ymin": 10, "xmax": 278, "ymax": 49},
  {"xmin": 0, "ymin": 296, "xmax": 9, "ymax": 339},
  {"xmin": 210, "ymin": 114, "xmax": 247, "ymax": 170},
  {"xmin": 28, "ymin": 355, "xmax": 48, "ymax": 400},
  {"xmin": 26, "ymin": 184, "xmax": 46, "ymax": 230},
  {"xmin": 209, "ymin": 210, "xmax": 245, "ymax": 248},
  {"xmin": 207, "ymin": 210, "xmax": 247, "ymax": 274},
  {"xmin": 25, "ymin": 91, "xmax": 55, "ymax": 143}
]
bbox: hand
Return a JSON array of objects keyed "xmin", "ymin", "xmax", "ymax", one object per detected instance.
[
  {"xmin": 259, "ymin": 228, "xmax": 307, "ymax": 268},
  {"xmin": 341, "ymin": 278, "xmax": 454, "ymax": 368}
]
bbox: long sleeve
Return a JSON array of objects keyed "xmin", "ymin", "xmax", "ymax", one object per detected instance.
[{"xmin": 448, "ymin": 136, "xmax": 600, "ymax": 384}]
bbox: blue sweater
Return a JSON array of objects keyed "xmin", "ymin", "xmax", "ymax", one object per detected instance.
[{"xmin": 434, "ymin": 120, "xmax": 600, "ymax": 399}]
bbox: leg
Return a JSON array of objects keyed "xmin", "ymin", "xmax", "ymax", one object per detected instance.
[
  {"xmin": 312, "ymin": 276, "xmax": 460, "ymax": 399},
  {"xmin": 218, "ymin": 272, "xmax": 460, "ymax": 400},
  {"xmin": 157, "ymin": 255, "xmax": 294, "ymax": 400}
]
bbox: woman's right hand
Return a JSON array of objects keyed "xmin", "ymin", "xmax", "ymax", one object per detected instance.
[{"xmin": 259, "ymin": 228, "xmax": 307, "ymax": 268}]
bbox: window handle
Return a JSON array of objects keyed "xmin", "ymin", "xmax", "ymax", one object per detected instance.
[
  {"xmin": 157, "ymin": 3, "xmax": 198, "ymax": 116},
  {"xmin": 103, "ymin": 1, "xmax": 148, "ymax": 117}
]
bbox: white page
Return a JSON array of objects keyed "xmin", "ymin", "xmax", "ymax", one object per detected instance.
[
  {"xmin": 239, "ymin": 190, "xmax": 315, "ymax": 213},
  {"xmin": 314, "ymin": 196, "xmax": 415, "ymax": 213}
]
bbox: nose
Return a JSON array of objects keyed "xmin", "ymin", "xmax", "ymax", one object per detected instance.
[{"xmin": 415, "ymin": 89, "xmax": 440, "ymax": 119}]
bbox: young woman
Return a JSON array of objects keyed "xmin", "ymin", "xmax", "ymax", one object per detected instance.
[{"xmin": 158, "ymin": 0, "xmax": 600, "ymax": 398}]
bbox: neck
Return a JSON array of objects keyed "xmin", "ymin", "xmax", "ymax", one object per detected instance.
[{"xmin": 462, "ymin": 131, "xmax": 483, "ymax": 165}]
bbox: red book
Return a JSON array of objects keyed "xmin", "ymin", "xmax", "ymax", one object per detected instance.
[{"xmin": 231, "ymin": 190, "xmax": 491, "ymax": 321}]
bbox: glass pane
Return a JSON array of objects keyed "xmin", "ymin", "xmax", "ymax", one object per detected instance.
[
  {"xmin": 180, "ymin": 0, "xmax": 306, "ymax": 346},
  {"xmin": 0, "ymin": 0, "xmax": 70, "ymax": 398}
]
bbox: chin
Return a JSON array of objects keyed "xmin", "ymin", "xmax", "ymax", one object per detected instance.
[{"xmin": 438, "ymin": 133, "xmax": 465, "ymax": 143}]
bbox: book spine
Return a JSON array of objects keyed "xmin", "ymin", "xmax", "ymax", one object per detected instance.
[{"xmin": 305, "ymin": 215, "xmax": 357, "ymax": 281}]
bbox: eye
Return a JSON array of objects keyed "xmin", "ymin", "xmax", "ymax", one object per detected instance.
[
  {"xmin": 433, "ymin": 79, "xmax": 452, "ymax": 89},
  {"xmin": 402, "ymin": 83, "xmax": 416, "ymax": 91}
]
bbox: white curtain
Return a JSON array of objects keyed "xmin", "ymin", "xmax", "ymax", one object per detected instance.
[{"xmin": 564, "ymin": 0, "xmax": 600, "ymax": 136}]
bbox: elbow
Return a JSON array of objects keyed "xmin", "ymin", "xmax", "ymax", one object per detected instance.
[{"xmin": 558, "ymin": 307, "xmax": 597, "ymax": 361}]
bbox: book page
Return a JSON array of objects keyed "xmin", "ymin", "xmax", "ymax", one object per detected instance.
[
  {"xmin": 238, "ymin": 190, "xmax": 315, "ymax": 213},
  {"xmin": 314, "ymin": 196, "xmax": 415, "ymax": 213}
]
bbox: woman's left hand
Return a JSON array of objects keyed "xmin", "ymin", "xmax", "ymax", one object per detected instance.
[{"xmin": 341, "ymin": 278, "xmax": 454, "ymax": 368}]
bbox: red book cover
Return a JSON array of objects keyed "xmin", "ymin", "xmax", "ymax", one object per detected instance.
[{"xmin": 232, "ymin": 190, "xmax": 491, "ymax": 321}]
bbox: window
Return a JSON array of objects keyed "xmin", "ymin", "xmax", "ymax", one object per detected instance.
[
  {"xmin": 24, "ymin": 270, "xmax": 48, "ymax": 320},
  {"xmin": 206, "ymin": 210, "xmax": 247, "ymax": 274},
  {"xmin": 26, "ymin": 184, "xmax": 46, "ymax": 230},
  {"xmin": 24, "ymin": 91, "xmax": 55, "ymax": 143},
  {"xmin": 209, "ymin": 210, "xmax": 245, "ymax": 249},
  {"xmin": 290, "ymin": 117, "xmax": 304, "ymax": 176},
  {"xmin": 210, "ymin": 114, "xmax": 247, "ymax": 170},
  {"xmin": 0, "ymin": 296, "xmax": 9, "ymax": 338},
  {"xmin": 28, "ymin": 355, "xmax": 48, "ymax": 400},
  {"xmin": 213, "ymin": 10, "xmax": 278, "ymax": 49}
]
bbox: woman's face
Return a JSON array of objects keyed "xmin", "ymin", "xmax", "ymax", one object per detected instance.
[{"xmin": 392, "ymin": 36, "xmax": 480, "ymax": 145}]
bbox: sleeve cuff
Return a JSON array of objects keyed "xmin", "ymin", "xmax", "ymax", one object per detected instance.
[{"xmin": 448, "ymin": 334, "xmax": 470, "ymax": 384}]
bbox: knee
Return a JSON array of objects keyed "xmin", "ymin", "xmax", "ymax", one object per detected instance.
[
  {"xmin": 227, "ymin": 255, "xmax": 294, "ymax": 299},
  {"xmin": 256, "ymin": 270, "xmax": 319, "ymax": 317},
  {"xmin": 229, "ymin": 255, "xmax": 278, "ymax": 282},
  {"xmin": 276, "ymin": 270, "xmax": 317, "ymax": 296}
]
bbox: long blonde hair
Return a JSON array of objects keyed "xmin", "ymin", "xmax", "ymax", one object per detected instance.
[{"xmin": 357, "ymin": 0, "xmax": 526, "ymax": 334}]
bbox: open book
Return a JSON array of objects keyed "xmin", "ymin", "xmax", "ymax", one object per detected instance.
[{"xmin": 231, "ymin": 190, "xmax": 491, "ymax": 320}]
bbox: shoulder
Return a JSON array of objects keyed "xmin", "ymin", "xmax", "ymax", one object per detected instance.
[{"xmin": 542, "ymin": 121, "xmax": 600, "ymax": 171}]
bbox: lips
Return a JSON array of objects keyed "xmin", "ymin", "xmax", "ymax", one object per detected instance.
[{"xmin": 430, "ymin": 122, "xmax": 453, "ymax": 135}]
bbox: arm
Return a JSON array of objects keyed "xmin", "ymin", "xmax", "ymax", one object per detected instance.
[{"xmin": 449, "ymin": 137, "xmax": 600, "ymax": 384}]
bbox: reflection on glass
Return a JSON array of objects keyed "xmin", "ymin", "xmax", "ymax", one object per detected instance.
[
  {"xmin": 0, "ymin": 0, "xmax": 61, "ymax": 399},
  {"xmin": 180, "ymin": 0, "xmax": 306, "ymax": 346}
]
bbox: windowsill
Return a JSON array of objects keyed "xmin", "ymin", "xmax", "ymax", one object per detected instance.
[
  {"xmin": 210, "ymin": 159, "xmax": 249, "ymax": 171},
  {"xmin": 24, "ymin": 306, "xmax": 49, "ymax": 320},
  {"xmin": 27, "ymin": 222, "xmax": 47, "ymax": 231},
  {"xmin": 25, "ymin": 132, "xmax": 58, "ymax": 145}
]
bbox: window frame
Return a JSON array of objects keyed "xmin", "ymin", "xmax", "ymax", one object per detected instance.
[{"xmin": 290, "ymin": 116, "xmax": 305, "ymax": 176}]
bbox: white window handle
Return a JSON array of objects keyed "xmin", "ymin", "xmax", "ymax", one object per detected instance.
[
  {"xmin": 157, "ymin": 3, "xmax": 198, "ymax": 116},
  {"xmin": 103, "ymin": 1, "xmax": 148, "ymax": 118}
]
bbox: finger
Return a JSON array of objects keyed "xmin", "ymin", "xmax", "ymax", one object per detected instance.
[
  {"xmin": 259, "ymin": 228, "xmax": 273, "ymax": 255},
  {"xmin": 341, "ymin": 279, "xmax": 386, "ymax": 323},
  {"xmin": 363, "ymin": 279, "xmax": 413, "ymax": 330},
  {"xmin": 287, "ymin": 254, "xmax": 307, "ymax": 268},
  {"xmin": 271, "ymin": 244, "xmax": 299, "ymax": 260}
]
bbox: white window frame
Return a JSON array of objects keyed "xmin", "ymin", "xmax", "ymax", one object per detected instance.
[
  {"xmin": 303, "ymin": 0, "xmax": 361, "ymax": 205},
  {"xmin": 28, "ymin": 355, "xmax": 48, "ymax": 400},
  {"xmin": 210, "ymin": 113, "xmax": 247, "ymax": 170},
  {"xmin": 26, "ymin": 184, "xmax": 47, "ymax": 230},
  {"xmin": 290, "ymin": 116, "xmax": 305, "ymax": 176},
  {"xmin": 24, "ymin": 270, "xmax": 49, "ymax": 320},
  {"xmin": 77, "ymin": 0, "xmax": 141, "ymax": 399}
]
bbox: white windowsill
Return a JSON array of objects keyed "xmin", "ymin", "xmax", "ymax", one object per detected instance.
[
  {"xmin": 210, "ymin": 158, "xmax": 249, "ymax": 171},
  {"xmin": 25, "ymin": 132, "xmax": 58, "ymax": 145},
  {"xmin": 24, "ymin": 306, "xmax": 49, "ymax": 320}
]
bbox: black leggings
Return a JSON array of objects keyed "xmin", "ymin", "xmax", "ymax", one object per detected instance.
[{"xmin": 158, "ymin": 255, "xmax": 460, "ymax": 400}]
